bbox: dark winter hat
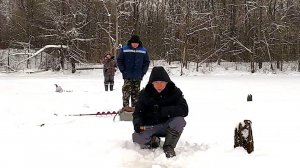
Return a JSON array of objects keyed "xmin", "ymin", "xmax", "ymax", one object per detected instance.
[
  {"xmin": 130, "ymin": 35, "xmax": 141, "ymax": 43},
  {"xmin": 148, "ymin": 66, "xmax": 171, "ymax": 83},
  {"xmin": 128, "ymin": 35, "xmax": 143, "ymax": 47}
]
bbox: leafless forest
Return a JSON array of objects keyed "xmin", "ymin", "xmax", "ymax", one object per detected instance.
[{"xmin": 0, "ymin": 0, "xmax": 299, "ymax": 72}]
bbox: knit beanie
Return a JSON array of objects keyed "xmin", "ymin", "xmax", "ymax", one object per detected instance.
[
  {"xmin": 127, "ymin": 35, "xmax": 143, "ymax": 47},
  {"xmin": 130, "ymin": 35, "xmax": 141, "ymax": 43}
]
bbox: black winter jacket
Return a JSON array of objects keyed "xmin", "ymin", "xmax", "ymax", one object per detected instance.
[{"xmin": 133, "ymin": 82, "xmax": 188, "ymax": 127}]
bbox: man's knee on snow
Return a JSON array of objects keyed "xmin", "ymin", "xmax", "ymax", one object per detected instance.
[
  {"xmin": 168, "ymin": 117, "xmax": 186, "ymax": 133},
  {"xmin": 132, "ymin": 132, "xmax": 151, "ymax": 145}
]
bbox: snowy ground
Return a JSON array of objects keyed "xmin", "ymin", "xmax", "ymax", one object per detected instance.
[{"xmin": 1, "ymin": 67, "xmax": 300, "ymax": 168}]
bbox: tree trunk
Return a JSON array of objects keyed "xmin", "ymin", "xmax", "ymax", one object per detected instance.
[
  {"xmin": 258, "ymin": 60, "xmax": 262, "ymax": 69},
  {"xmin": 263, "ymin": 32, "xmax": 274, "ymax": 71},
  {"xmin": 114, "ymin": 0, "xmax": 119, "ymax": 58},
  {"xmin": 132, "ymin": 0, "xmax": 140, "ymax": 34},
  {"xmin": 229, "ymin": 0, "xmax": 237, "ymax": 62},
  {"xmin": 298, "ymin": 30, "xmax": 300, "ymax": 72},
  {"xmin": 60, "ymin": 49, "xmax": 65, "ymax": 70},
  {"xmin": 108, "ymin": 9, "xmax": 112, "ymax": 52},
  {"xmin": 257, "ymin": 0, "xmax": 264, "ymax": 69},
  {"xmin": 183, "ymin": 0, "xmax": 191, "ymax": 69},
  {"xmin": 71, "ymin": 57, "xmax": 76, "ymax": 73},
  {"xmin": 251, "ymin": 61, "xmax": 255, "ymax": 73}
]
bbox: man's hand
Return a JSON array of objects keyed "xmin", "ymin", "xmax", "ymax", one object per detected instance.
[{"xmin": 134, "ymin": 124, "xmax": 142, "ymax": 133}]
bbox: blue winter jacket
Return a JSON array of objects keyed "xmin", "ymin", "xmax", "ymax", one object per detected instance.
[{"xmin": 117, "ymin": 45, "xmax": 150, "ymax": 80}]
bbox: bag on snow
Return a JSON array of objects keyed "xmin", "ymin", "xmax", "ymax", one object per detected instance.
[{"xmin": 114, "ymin": 106, "xmax": 135, "ymax": 121}]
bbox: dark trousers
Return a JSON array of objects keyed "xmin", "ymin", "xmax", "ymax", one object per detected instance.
[
  {"xmin": 104, "ymin": 75, "xmax": 114, "ymax": 85},
  {"xmin": 132, "ymin": 117, "xmax": 186, "ymax": 145}
]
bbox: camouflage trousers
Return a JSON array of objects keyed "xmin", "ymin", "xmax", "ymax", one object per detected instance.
[{"xmin": 122, "ymin": 79, "xmax": 141, "ymax": 107}]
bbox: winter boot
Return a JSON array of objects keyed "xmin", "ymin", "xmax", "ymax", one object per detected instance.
[
  {"xmin": 105, "ymin": 84, "xmax": 109, "ymax": 91},
  {"xmin": 141, "ymin": 136, "xmax": 161, "ymax": 149},
  {"xmin": 163, "ymin": 128, "xmax": 181, "ymax": 158},
  {"xmin": 150, "ymin": 136, "xmax": 161, "ymax": 148},
  {"xmin": 110, "ymin": 84, "xmax": 114, "ymax": 91}
]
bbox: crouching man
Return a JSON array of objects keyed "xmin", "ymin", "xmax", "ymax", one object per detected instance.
[{"xmin": 132, "ymin": 66, "xmax": 189, "ymax": 158}]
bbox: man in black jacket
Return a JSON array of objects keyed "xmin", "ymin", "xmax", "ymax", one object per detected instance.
[{"xmin": 132, "ymin": 66, "xmax": 189, "ymax": 158}]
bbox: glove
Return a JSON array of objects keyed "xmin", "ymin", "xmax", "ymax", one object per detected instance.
[{"xmin": 134, "ymin": 124, "xmax": 142, "ymax": 133}]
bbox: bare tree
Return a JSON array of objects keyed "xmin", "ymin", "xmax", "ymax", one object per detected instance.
[{"xmin": 1, "ymin": 0, "xmax": 300, "ymax": 72}]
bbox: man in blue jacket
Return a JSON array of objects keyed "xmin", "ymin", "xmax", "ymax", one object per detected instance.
[{"xmin": 117, "ymin": 35, "xmax": 150, "ymax": 108}]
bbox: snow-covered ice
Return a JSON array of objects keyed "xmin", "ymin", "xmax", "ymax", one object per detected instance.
[{"xmin": 1, "ymin": 66, "xmax": 300, "ymax": 168}]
